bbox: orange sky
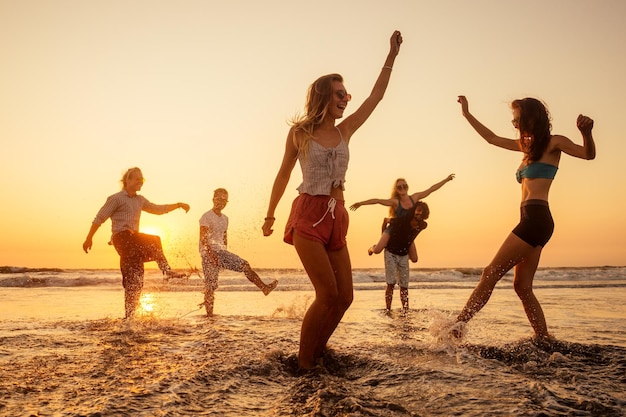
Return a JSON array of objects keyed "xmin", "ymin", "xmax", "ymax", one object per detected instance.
[{"xmin": 1, "ymin": 0, "xmax": 624, "ymax": 270}]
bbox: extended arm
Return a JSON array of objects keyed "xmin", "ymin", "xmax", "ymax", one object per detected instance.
[
  {"xmin": 144, "ymin": 202, "xmax": 190, "ymax": 215},
  {"xmin": 349, "ymin": 198, "xmax": 395, "ymax": 211},
  {"xmin": 263, "ymin": 128, "xmax": 299, "ymax": 237},
  {"xmin": 458, "ymin": 96, "xmax": 520, "ymax": 151},
  {"xmin": 410, "ymin": 174, "xmax": 455, "ymax": 201},
  {"xmin": 340, "ymin": 31, "xmax": 402, "ymax": 139}
]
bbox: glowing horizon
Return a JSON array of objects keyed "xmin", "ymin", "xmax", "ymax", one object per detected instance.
[{"xmin": 1, "ymin": 1, "xmax": 624, "ymax": 271}]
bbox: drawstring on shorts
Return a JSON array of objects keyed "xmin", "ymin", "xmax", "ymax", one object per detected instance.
[{"xmin": 312, "ymin": 197, "xmax": 336, "ymax": 227}]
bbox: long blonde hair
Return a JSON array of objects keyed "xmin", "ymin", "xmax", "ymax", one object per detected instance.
[
  {"xmin": 290, "ymin": 73, "xmax": 343, "ymax": 159},
  {"xmin": 389, "ymin": 178, "xmax": 407, "ymax": 217}
]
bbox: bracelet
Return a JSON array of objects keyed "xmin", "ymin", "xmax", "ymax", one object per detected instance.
[
  {"xmin": 264, "ymin": 217, "xmax": 275, "ymax": 221},
  {"xmin": 383, "ymin": 65, "xmax": 393, "ymax": 70}
]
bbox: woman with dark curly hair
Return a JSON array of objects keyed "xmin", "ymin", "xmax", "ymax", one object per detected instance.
[{"xmin": 452, "ymin": 95, "xmax": 596, "ymax": 342}]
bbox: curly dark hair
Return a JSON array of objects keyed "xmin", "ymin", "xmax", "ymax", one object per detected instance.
[{"xmin": 511, "ymin": 98, "xmax": 552, "ymax": 162}]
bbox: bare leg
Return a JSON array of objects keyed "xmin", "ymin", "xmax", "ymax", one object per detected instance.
[
  {"xmin": 293, "ymin": 233, "xmax": 353, "ymax": 369},
  {"xmin": 242, "ymin": 263, "xmax": 278, "ymax": 295},
  {"xmin": 369, "ymin": 232, "xmax": 390, "ymax": 255},
  {"xmin": 456, "ymin": 233, "xmax": 533, "ymax": 328},
  {"xmin": 400, "ymin": 286, "xmax": 409, "ymax": 311},
  {"xmin": 385, "ymin": 284, "xmax": 394, "ymax": 310},
  {"xmin": 513, "ymin": 246, "xmax": 550, "ymax": 339}
]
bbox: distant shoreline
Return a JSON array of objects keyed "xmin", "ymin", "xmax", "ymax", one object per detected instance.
[{"xmin": 2, "ymin": 265, "xmax": 624, "ymax": 275}]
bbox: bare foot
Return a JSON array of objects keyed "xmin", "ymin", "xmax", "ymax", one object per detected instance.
[
  {"xmin": 164, "ymin": 270, "xmax": 187, "ymax": 280},
  {"xmin": 532, "ymin": 333, "xmax": 556, "ymax": 350},
  {"xmin": 450, "ymin": 321, "xmax": 467, "ymax": 339},
  {"xmin": 263, "ymin": 279, "xmax": 278, "ymax": 295}
]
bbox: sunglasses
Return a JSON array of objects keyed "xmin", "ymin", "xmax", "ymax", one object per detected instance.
[
  {"xmin": 335, "ymin": 90, "xmax": 352, "ymax": 101},
  {"xmin": 396, "ymin": 184, "xmax": 408, "ymax": 190}
]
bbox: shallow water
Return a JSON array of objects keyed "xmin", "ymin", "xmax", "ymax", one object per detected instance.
[{"xmin": 1, "ymin": 268, "xmax": 625, "ymax": 416}]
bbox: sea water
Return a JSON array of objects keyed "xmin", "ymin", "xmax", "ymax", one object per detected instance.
[{"xmin": 1, "ymin": 266, "xmax": 625, "ymax": 416}]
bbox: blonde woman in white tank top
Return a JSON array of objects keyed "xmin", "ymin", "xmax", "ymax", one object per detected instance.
[{"xmin": 263, "ymin": 31, "xmax": 403, "ymax": 370}]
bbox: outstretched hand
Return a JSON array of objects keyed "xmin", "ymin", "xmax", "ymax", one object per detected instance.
[
  {"xmin": 446, "ymin": 174, "xmax": 456, "ymax": 181},
  {"xmin": 576, "ymin": 114, "xmax": 594, "ymax": 136},
  {"xmin": 349, "ymin": 203, "xmax": 361, "ymax": 211},
  {"xmin": 179, "ymin": 203, "xmax": 190, "ymax": 213}
]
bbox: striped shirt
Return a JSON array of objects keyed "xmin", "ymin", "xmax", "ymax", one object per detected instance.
[
  {"xmin": 92, "ymin": 190, "xmax": 171, "ymax": 236},
  {"xmin": 297, "ymin": 136, "xmax": 350, "ymax": 196}
]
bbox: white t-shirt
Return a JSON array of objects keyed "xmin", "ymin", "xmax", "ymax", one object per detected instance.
[{"xmin": 199, "ymin": 210, "xmax": 228, "ymax": 253}]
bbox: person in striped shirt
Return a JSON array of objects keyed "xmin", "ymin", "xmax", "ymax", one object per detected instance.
[{"xmin": 83, "ymin": 167, "xmax": 190, "ymax": 318}]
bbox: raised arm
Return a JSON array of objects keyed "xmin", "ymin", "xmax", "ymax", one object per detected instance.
[
  {"xmin": 410, "ymin": 174, "xmax": 455, "ymax": 201},
  {"xmin": 340, "ymin": 31, "xmax": 403, "ymax": 139},
  {"xmin": 458, "ymin": 95, "xmax": 520, "ymax": 151},
  {"xmin": 551, "ymin": 114, "xmax": 596, "ymax": 160},
  {"xmin": 349, "ymin": 198, "xmax": 395, "ymax": 211},
  {"xmin": 262, "ymin": 128, "xmax": 299, "ymax": 237}
]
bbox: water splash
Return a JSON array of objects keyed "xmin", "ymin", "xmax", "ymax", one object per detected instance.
[{"xmin": 427, "ymin": 310, "xmax": 467, "ymax": 355}]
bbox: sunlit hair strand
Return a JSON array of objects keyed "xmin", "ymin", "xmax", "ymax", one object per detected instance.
[{"xmin": 290, "ymin": 73, "xmax": 343, "ymax": 159}]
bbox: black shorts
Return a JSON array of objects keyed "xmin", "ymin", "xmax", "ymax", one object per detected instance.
[{"xmin": 512, "ymin": 200, "xmax": 554, "ymax": 247}]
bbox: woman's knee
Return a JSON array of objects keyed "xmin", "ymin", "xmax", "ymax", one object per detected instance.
[
  {"xmin": 513, "ymin": 280, "xmax": 533, "ymax": 299},
  {"xmin": 339, "ymin": 291, "xmax": 353, "ymax": 311},
  {"xmin": 481, "ymin": 264, "xmax": 506, "ymax": 285},
  {"xmin": 316, "ymin": 288, "xmax": 352, "ymax": 312}
]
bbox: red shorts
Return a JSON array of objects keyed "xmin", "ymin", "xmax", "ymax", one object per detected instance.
[{"xmin": 284, "ymin": 194, "xmax": 349, "ymax": 251}]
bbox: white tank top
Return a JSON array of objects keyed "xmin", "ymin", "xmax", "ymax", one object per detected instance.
[{"xmin": 296, "ymin": 130, "xmax": 349, "ymax": 195}]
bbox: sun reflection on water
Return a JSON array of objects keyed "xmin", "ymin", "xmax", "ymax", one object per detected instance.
[{"xmin": 140, "ymin": 293, "xmax": 156, "ymax": 313}]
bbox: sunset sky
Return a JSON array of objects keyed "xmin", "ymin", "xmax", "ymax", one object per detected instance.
[{"xmin": 1, "ymin": 0, "xmax": 624, "ymax": 271}]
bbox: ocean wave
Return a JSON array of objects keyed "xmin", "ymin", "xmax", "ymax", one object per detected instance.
[{"xmin": 1, "ymin": 266, "xmax": 624, "ymax": 291}]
